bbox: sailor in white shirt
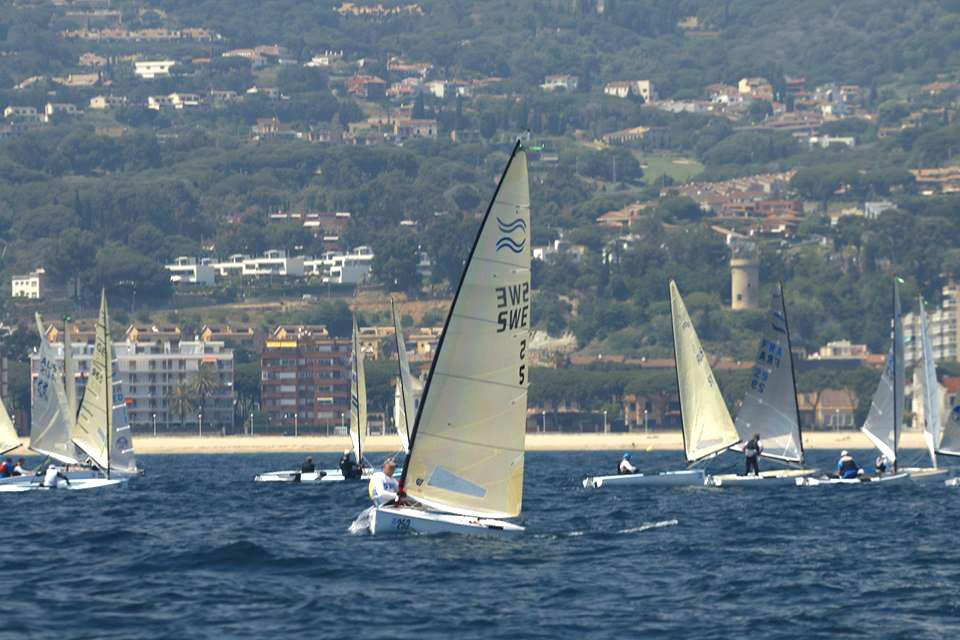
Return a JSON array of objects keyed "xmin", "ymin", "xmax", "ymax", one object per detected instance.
[
  {"xmin": 618, "ymin": 452, "xmax": 638, "ymax": 475},
  {"xmin": 369, "ymin": 458, "xmax": 400, "ymax": 506},
  {"xmin": 42, "ymin": 464, "xmax": 70, "ymax": 489}
]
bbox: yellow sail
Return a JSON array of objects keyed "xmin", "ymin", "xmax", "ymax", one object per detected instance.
[
  {"xmin": 402, "ymin": 143, "xmax": 530, "ymax": 519},
  {"xmin": 669, "ymin": 281, "xmax": 740, "ymax": 462},
  {"xmin": 73, "ymin": 291, "xmax": 137, "ymax": 474}
]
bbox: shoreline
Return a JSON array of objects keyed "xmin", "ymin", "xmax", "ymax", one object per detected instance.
[{"xmin": 2, "ymin": 431, "xmax": 929, "ymax": 455}]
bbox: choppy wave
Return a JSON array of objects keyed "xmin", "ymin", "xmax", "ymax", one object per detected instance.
[{"xmin": 3, "ymin": 450, "xmax": 960, "ymax": 639}]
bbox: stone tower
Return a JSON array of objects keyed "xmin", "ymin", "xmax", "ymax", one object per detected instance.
[{"xmin": 730, "ymin": 241, "xmax": 760, "ymax": 311}]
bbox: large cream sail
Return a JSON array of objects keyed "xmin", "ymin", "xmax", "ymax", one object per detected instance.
[
  {"xmin": 391, "ymin": 298, "xmax": 414, "ymax": 453},
  {"xmin": 30, "ymin": 313, "xmax": 79, "ymax": 464},
  {"xmin": 733, "ymin": 284, "xmax": 804, "ymax": 463},
  {"xmin": 0, "ymin": 396, "xmax": 19, "ymax": 455},
  {"xmin": 669, "ymin": 281, "xmax": 740, "ymax": 463},
  {"xmin": 401, "ymin": 143, "xmax": 530, "ymax": 519},
  {"xmin": 861, "ymin": 280, "xmax": 904, "ymax": 463},
  {"xmin": 918, "ymin": 298, "xmax": 941, "ymax": 467},
  {"xmin": 73, "ymin": 291, "xmax": 137, "ymax": 474},
  {"xmin": 350, "ymin": 316, "xmax": 367, "ymax": 464}
]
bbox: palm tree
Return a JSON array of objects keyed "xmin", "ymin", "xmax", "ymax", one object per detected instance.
[
  {"xmin": 191, "ymin": 362, "xmax": 224, "ymax": 427},
  {"xmin": 171, "ymin": 381, "xmax": 194, "ymax": 431}
]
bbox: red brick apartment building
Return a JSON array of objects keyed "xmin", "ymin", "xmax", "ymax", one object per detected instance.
[{"xmin": 260, "ymin": 328, "xmax": 352, "ymax": 430}]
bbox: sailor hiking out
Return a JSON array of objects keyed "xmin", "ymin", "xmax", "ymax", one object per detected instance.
[
  {"xmin": 743, "ymin": 433, "xmax": 763, "ymax": 476},
  {"xmin": 369, "ymin": 459, "xmax": 400, "ymax": 506},
  {"xmin": 42, "ymin": 465, "xmax": 71, "ymax": 489}
]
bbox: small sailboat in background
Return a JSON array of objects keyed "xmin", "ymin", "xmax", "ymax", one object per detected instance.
[
  {"xmin": 583, "ymin": 281, "xmax": 740, "ymax": 488},
  {"xmin": 255, "ymin": 315, "xmax": 380, "ymax": 483},
  {"xmin": 707, "ymin": 284, "xmax": 817, "ymax": 487},
  {"xmin": 902, "ymin": 297, "xmax": 952, "ymax": 482},
  {"xmin": 365, "ymin": 141, "xmax": 530, "ymax": 535},
  {"xmin": 2, "ymin": 294, "xmax": 131, "ymax": 491},
  {"xmin": 799, "ymin": 278, "xmax": 910, "ymax": 486}
]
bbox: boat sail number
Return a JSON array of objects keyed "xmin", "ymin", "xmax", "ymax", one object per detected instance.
[{"xmin": 495, "ymin": 283, "xmax": 530, "ymax": 386}]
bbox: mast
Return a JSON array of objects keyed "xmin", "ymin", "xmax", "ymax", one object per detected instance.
[
  {"xmin": 104, "ymin": 292, "xmax": 111, "ymax": 479},
  {"xmin": 780, "ymin": 283, "xmax": 805, "ymax": 465},
  {"xmin": 892, "ymin": 279, "xmax": 898, "ymax": 473},
  {"xmin": 399, "ymin": 139, "xmax": 524, "ymax": 490}
]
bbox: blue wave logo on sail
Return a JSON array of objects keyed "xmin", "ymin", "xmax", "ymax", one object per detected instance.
[{"xmin": 495, "ymin": 217, "xmax": 526, "ymax": 253}]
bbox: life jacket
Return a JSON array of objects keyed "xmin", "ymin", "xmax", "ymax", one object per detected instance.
[
  {"xmin": 0, "ymin": 462, "xmax": 10, "ymax": 477},
  {"xmin": 838, "ymin": 456, "xmax": 859, "ymax": 478},
  {"xmin": 744, "ymin": 439, "xmax": 760, "ymax": 457}
]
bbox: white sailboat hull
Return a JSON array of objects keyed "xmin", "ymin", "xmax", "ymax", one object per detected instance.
[
  {"xmin": 369, "ymin": 505, "xmax": 524, "ymax": 536},
  {"xmin": 706, "ymin": 468, "xmax": 817, "ymax": 487},
  {"xmin": 0, "ymin": 477, "xmax": 126, "ymax": 492},
  {"xmin": 946, "ymin": 477, "xmax": 959, "ymax": 487},
  {"xmin": 583, "ymin": 469, "xmax": 705, "ymax": 489},
  {"xmin": 796, "ymin": 472, "xmax": 910, "ymax": 486},
  {"xmin": 254, "ymin": 467, "xmax": 395, "ymax": 483},
  {"xmin": 902, "ymin": 467, "xmax": 951, "ymax": 483}
]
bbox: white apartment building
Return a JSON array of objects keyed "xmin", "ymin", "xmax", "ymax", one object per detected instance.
[
  {"xmin": 602, "ymin": 80, "xmax": 656, "ymax": 101},
  {"xmin": 903, "ymin": 283, "xmax": 960, "ymax": 367},
  {"xmin": 3, "ymin": 106, "xmax": 42, "ymax": 122},
  {"xmin": 11, "ymin": 268, "xmax": 45, "ymax": 299},
  {"xmin": 89, "ymin": 95, "xmax": 128, "ymax": 110},
  {"xmin": 241, "ymin": 250, "xmax": 305, "ymax": 277},
  {"xmin": 44, "ymin": 103, "xmax": 81, "ymax": 122},
  {"xmin": 304, "ymin": 246, "xmax": 374, "ymax": 284},
  {"xmin": 166, "ymin": 257, "xmax": 216, "ymax": 285},
  {"xmin": 31, "ymin": 339, "xmax": 235, "ymax": 432},
  {"xmin": 134, "ymin": 60, "xmax": 176, "ymax": 79}
]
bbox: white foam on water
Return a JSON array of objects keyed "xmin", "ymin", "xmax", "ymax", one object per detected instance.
[
  {"xmin": 617, "ymin": 519, "xmax": 678, "ymax": 534},
  {"xmin": 348, "ymin": 506, "xmax": 375, "ymax": 535}
]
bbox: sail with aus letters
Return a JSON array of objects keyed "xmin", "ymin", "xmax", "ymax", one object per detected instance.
[{"xmin": 400, "ymin": 141, "xmax": 530, "ymax": 519}]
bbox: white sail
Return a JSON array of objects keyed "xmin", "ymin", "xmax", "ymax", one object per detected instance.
[
  {"xmin": 918, "ymin": 298, "xmax": 940, "ymax": 467},
  {"xmin": 73, "ymin": 292, "xmax": 137, "ymax": 474},
  {"xmin": 733, "ymin": 285, "xmax": 803, "ymax": 463},
  {"xmin": 669, "ymin": 281, "xmax": 740, "ymax": 463},
  {"xmin": 30, "ymin": 314, "xmax": 79, "ymax": 464},
  {"xmin": 940, "ymin": 404, "xmax": 960, "ymax": 457},
  {"xmin": 391, "ymin": 298, "xmax": 413, "ymax": 453},
  {"xmin": 63, "ymin": 322, "xmax": 78, "ymax": 425},
  {"xmin": 350, "ymin": 316, "xmax": 367, "ymax": 464},
  {"xmin": 401, "ymin": 143, "xmax": 530, "ymax": 519},
  {"xmin": 861, "ymin": 280, "xmax": 904, "ymax": 463},
  {"xmin": 0, "ymin": 396, "xmax": 19, "ymax": 456}
]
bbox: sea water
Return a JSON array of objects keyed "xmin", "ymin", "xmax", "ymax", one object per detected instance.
[{"xmin": 2, "ymin": 450, "xmax": 959, "ymax": 639}]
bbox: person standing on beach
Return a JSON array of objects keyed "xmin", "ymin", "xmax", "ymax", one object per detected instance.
[
  {"xmin": 743, "ymin": 433, "xmax": 763, "ymax": 476},
  {"xmin": 618, "ymin": 452, "xmax": 638, "ymax": 475},
  {"xmin": 369, "ymin": 458, "xmax": 399, "ymax": 506}
]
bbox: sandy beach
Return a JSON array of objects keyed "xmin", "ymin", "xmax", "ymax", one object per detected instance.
[{"xmin": 2, "ymin": 431, "xmax": 928, "ymax": 455}]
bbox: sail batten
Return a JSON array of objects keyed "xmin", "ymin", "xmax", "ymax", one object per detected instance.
[
  {"xmin": 401, "ymin": 142, "xmax": 530, "ymax": 519},
  {"xmin": 733, "ymin": 285, "xmax": 804, "ymax": 464},
  {"xmin": 669, "ymin": 281, "xmax": 740, "ymax": 463},
  {"xmin": 30, "ymin": 313, "xmax": 79, "ymax": 464}
]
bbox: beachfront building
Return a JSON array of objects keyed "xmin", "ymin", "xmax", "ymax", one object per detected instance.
[
  {"xmin": 903, "ymin": 282, "xmax": 960, "ymax": 367},
  {"xmin": 260, "ymin": 326, "xmax": 351, "ymax": 431},
  {"xmin": 31, "ymin": 338, "xmax": 235, "ymax": 434}
]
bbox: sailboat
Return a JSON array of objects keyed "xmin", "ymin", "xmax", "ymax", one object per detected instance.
[
  {"xmin": 583, "ymin": 281, "xmax": 740, "ymax": 489},
  {"xmin": 365, "ymin": 141, "xmax": 530, "ymax": 535},
  {"xmin": 0, "ymin": 302, "xmax": 127, "ymax": 492},
  {"xmin": 255, "ymin": 315, "xmax": 380, "ymax": 483},
  {"xmin": 799, "ymin": 279, "xmax": 910, "ymax": 486},
  {"xmin": 902, "ymin": 297, "xmax": 952, "ymax": 482},
  {"xmin": 707, "ymin": 284, "xmax": 817, "ymax": 487}
]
